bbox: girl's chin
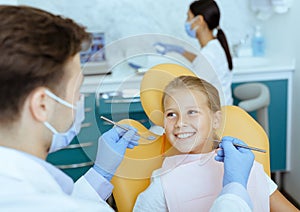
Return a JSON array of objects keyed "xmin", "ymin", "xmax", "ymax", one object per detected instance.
[
  {"xmin": 173, "ymin": 143, "xmax": 211, "ymax": 154},
  {"xmin": 174, "ymin": 145, "xmax": 199, "ymax": 154},
  {"xmin": 169, "ymin": 136, "xmax": 212, "ymax": 153}
]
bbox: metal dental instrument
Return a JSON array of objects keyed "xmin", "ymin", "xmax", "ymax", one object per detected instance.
[
  {"xmin": 100, "ymin": 116, "xmax": 156, "ymax": 141},
  {"xmin": 214, "ymin": 140, "xmax": 266, "ymax": 153}
]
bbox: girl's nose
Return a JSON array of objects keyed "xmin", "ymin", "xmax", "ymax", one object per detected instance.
[{"xmin": 175, "ymin": 115, "xmax": 187, "ymax": 128}]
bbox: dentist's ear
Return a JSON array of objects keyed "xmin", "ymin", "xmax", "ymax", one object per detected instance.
[{"xmin": 28, "ymin": 87, "xmax": 54, "ymax": 122}]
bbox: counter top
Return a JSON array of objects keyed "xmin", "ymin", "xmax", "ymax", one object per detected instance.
[
  {"xmin": 81, "ymin": 62, "xmax": 143, "ymax": 93},
  {"xmin": 81, "ymin": 56, "xmax": 296, "ymax": 93},
  {"xmin": 232, "ymin": 57, "xmax": 295, "ymax": 74}
]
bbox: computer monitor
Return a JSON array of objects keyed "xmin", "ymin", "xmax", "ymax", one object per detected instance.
[
  {"xmin": 80, "ymin": 32, "xmax": 105, "ymax": 63},
  {"xmin": 81, "ymin": 32, "xmax": 110, "ymax": 75}
]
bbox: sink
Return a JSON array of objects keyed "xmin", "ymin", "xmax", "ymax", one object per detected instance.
[{"xmin": 233, "ymin": 57, "xmax": 269, "ymax": 69}]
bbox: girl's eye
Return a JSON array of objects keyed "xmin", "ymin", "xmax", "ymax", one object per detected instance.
[
  {"xmin": 188, "ymin": 110, "xmax": 199, "ymax": 115},
  {"xmin": 166, "ymin": 112, "xmax": 177, "ymax": 117}
]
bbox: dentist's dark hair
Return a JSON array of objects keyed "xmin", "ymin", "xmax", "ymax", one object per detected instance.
[
  {"xmin": 0, "ymin": 5, "xmax": 91, "ymax": 123},
  {"xmin": 190, "ymin": 0, "xmax": 233, "ymax": 70}
]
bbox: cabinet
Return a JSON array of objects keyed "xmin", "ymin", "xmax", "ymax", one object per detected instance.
[
  {"xmin": 232, "ymin": 79, "xmax": 288, "ymax": 171},
  {"xmin": 232, "ymin": 64, "xmax": 294, "ymax": 172},
  {"xmin": 97, "ymin": 95, "xmax": 151, "ymax": 133}
]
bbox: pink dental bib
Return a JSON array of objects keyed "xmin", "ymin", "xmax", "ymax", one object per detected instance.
[{"xmin": 160, "ymin": 152, "xmax": 269, "ymax": 212}]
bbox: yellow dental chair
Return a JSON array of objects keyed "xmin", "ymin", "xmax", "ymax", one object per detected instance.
[{"xmin": 111, "ymin": 64, "xmax": 270, "ymax": 212}]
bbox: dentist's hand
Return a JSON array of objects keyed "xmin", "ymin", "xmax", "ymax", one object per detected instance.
[
  {"xmin": 154, "ymin": 42, "xmax": 185, "ymax": 55},
  {"xmin": 93, "ymin": 125, "xmax": 139, "ymax": 181},
  {"xmin": 215, "ymin": 136, "xmax": 254, "ymax": 188}
]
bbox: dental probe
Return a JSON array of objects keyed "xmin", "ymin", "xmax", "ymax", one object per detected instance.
[
  {"xmin": 100, "ymin": 116, "xmax": 156, "ymax": 141},
  {"xmin": 214, "ymin": 140, "xmax": 266, "ymax": 153}
]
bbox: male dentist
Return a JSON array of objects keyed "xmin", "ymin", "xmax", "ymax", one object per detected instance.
[{"xmin": 0, "ymin": 5, "xmax": 254, "ymax": 211}]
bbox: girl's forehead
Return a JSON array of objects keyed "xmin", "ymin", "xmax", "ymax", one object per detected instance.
[
  {"xmin": 164, "ymin": 88, "xmax": 208, "ymax": 105},
  {"xmin": 166, "ymin": 88, "xmax": 206, "ymax": 97}
]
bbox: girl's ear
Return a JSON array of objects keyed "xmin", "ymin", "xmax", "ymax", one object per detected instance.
[{"xmin": 213, "ymin": 110, "xmax": 222, "ymax": 129}]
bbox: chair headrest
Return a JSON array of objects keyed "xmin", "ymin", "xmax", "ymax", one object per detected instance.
[
  {"xmin": 140, "ymin": 63, "xmax": 196, "ymax": 126},
  {"xmin": 234, "ymin": 83, "xmax": 270, "ymax": 112}
]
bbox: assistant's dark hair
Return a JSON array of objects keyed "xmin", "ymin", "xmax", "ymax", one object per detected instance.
[
  {"xmin": 190, "ymin": 0, "xmax": 233, "ymax": 70},
  {"xmin": 0, "ymin": 6, "xmax": 91, "ymax": 123}
]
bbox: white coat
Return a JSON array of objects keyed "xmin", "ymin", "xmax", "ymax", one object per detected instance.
[
  {"xmin": 0, "ymin": 146, "xmax": 113, "ymax": 212},
  {"xmin": 192, "ymin": 39, "xmax": 233, "ymax": 106},
  {"xmin": 0, "ymin": 146, "xmax": 252, "ymax": 212}
]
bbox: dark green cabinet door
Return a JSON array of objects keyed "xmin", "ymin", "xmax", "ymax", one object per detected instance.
[{"xmin": 232, "ymin": 80, "xmax": 287, "ymax": 171}]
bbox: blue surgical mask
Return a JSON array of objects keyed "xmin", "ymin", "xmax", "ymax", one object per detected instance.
[
  {"xmin": 185, "ymin": 17, "xmax": 199, "ymax": 38},
  {"xmin": 44, "ymin": 90, "xmax": 85, "ymax": 153}
]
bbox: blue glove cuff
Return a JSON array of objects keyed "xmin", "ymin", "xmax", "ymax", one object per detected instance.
[
  {"xmin": 154, "ymin": 43, "xmax": 185, "ymax": 55},
  {"xmin": 93, "ymin": 164, "xmax": 113, "ymax": 182},
  {"xmin": 223, "ymin": 176, "xmax": 247, "ymax": 189}
]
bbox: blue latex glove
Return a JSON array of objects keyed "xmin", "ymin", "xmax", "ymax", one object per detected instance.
[
  {"xmin": 93, "ymin": 125, "xmax": 139, "ymax": 181},
  {"xmin": 215, "ymin": 136, "xmax": 254, "ymax": 188},
  {"xmin": 153, "ymin": 42, "xmax": 185, "ymax": 55}
]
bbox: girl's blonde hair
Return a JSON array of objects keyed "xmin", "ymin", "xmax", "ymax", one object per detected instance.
[{"xmin": 162, "ymin": 76, "xmax": 221, "ymax": 112}]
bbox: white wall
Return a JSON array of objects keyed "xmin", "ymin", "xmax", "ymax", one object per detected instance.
[
  {"xmin": 1, "ymin": 0, "xmax": 300, "ymax": 202},
  {"xmin": 0, "ymin": 0, "xmax": 17, "ymax": 4},
  {"xmin": 14, "ymin": 0, "xmax": 256, "ymax": 47},
  {"xmin": 260, "ymin": 0, "xmax": 300, "ymax": 202},
  {"xmin": 281, "ymin": 1, "xmax": 300, "ymax": 202}
]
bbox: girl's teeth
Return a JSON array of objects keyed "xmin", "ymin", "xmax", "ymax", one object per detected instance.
[{"xmin": 177, "ymin": 133, "xmax": 194, "ymax": 139}]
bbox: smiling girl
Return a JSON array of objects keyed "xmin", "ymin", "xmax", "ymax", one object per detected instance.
[{"xmin": 133, "ymin": 75, "xmax": 297, "ymax": 212}]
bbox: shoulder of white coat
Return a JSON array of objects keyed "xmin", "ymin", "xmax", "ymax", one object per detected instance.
[{"xmin": 201, "ymin": 39, "xmax": 225, "ymax": 60}]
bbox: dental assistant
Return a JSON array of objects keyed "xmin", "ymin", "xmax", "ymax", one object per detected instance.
[
  {"xmin": 155, "ymin": 0, "xmax": 233, "ymax": 105},
  {"xmin": 0, "ymin": 5, "xmax": 254, "ymax": 212}
]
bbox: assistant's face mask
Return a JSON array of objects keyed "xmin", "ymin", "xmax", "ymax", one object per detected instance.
[
  {"xmin": 44, "ymin": 90, "xmax": 85, "ymax": 153},
  {"xmin": 185, "ymin": 17, "xmax": 199, "ymax": 38}
]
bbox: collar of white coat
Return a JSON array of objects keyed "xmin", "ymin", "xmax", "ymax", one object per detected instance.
[{"xmin": 0, "ymin": 146, "xmax": 74, "ymax": 195}]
